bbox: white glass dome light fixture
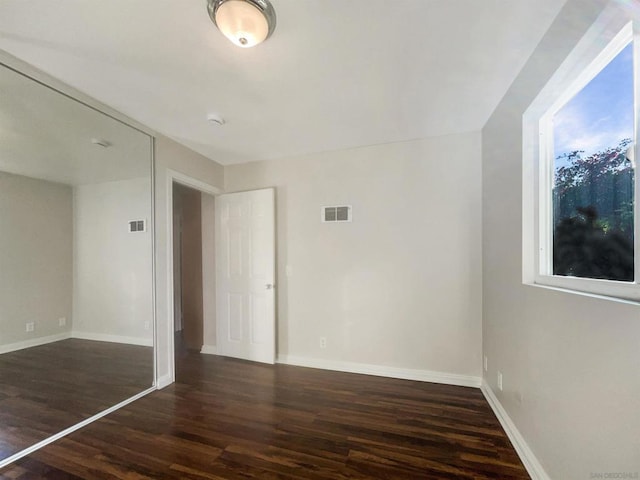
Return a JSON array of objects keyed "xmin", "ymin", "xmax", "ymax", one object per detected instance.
[{"xmin": 207, "ymin": 0, "xmax": 277, "ymax": 48}]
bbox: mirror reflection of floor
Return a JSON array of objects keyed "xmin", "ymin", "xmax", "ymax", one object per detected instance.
[{"xmin": 0, "ymin": 338, "xmax": 153, "ymax": 460}]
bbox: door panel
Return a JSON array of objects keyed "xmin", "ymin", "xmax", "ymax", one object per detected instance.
[
  {"xmin": 215, "ymin": 188, "xmax": 275, "ymax": 364},
  {"xmin": 227, "ymin": 293, "xmax": 243, "ymax": 342}
]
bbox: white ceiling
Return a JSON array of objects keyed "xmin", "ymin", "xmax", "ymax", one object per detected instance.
[{"xmin": 0, "ymin": 0, "xmax": 566, "ymax": 165}]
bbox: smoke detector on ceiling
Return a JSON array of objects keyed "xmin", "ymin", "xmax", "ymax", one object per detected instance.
[
  {"xmin": 207, "ymin": 113, "xmax": 226, "ymax": 126},
  {"xmin": 91, "ymin": 138, "xmax": 111, "ymax": 148}
]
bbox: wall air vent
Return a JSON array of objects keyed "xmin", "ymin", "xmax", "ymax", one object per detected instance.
[
  {"xmin": 128, "ymin": 219, "xmax": 146, "ymax": 233},
  {"xmin": 321, "ymin": 205, "xmax": 352, "ymax": 223}
]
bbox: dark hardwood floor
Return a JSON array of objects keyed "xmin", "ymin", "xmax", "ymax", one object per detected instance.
[
  {"xmin": 1, "ymin": 349, "xmax": 529, "ymax": 479},
  {"xmin": 0, "ymin": 339, "xmax": 153, "ymax": 460}
]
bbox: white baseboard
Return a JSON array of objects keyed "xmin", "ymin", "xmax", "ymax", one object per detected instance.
[
  {"xmin": 71, "ymin": 331, "xmax": 153, "ymax": 347},
  {"xmin": 0, "ymin": 332, "xmax": 72, "ymax": 355},
  {"xmin": 200, "ymin": 345, "xmax": 217, "ymax": 355},
  {"xmin": 156, "ymin": 373, "xmax": 173, "ymax": 389},
  {"xmin": 481, "ymin": 380, "xmax": 550, "ymax": 480},
  {"xmin": 277, "ymin": 355, "xmax": 482, "ymax": 388}
]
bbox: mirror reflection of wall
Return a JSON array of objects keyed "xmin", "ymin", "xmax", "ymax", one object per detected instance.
[{"xmin": 0, "ymin": 62, "xmax": 154, "ymax": 463}]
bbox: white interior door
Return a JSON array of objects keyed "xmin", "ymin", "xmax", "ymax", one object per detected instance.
[{"xmin": 215, "ymin": 188, "xmax": 275, "ymax": 364}]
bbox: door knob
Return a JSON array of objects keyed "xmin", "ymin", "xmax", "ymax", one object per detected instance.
[{"xmin": 266, "ymin": 283, "xmax": 275, "ymax": 290}]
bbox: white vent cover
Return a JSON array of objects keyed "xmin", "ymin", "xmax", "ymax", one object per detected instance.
[
  {"xmin": 128, "ymin": 219, "xmax": 146, "ymax": 233},
  {"xmin": 321, "ymin": 205, "xmax": 352, "ymax": 223}
]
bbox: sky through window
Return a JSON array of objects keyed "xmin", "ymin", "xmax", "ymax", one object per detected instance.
[{"xmin": 553, "ymin": 42, "xmax": 634, "ymax": 168}]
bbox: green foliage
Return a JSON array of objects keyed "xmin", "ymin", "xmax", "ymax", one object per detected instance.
[{"xmin": 554, "ymin": 139, "xmax": 632, "ymax": 189}]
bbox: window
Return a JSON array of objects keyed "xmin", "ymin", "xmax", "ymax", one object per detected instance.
[
  {"xmin": 525, "ymin": 14, "xmax": 640, "ymax": 302},
  {"xmin": 550, "ymin": 41, "xmax": 635, "ymax": 282}
]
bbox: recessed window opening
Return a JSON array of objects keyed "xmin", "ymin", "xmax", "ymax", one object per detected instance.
[{"xmin": 527, "ymin": 16, "xmax": 640, "ymax": 301}]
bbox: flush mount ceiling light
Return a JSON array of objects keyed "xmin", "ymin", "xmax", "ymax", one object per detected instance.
[{"xmin": 207, "ymin": 0, "xmax": 276, "ymax": 48}]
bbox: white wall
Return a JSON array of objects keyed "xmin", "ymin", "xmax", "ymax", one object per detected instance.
[
  {"xmin": 482, "ymin": 0, "xmax": 640, "ymax": 478},
  {"xmin": 225, "ymin": 133, "xmax": 483, "ymax": 379},
  {"xmin": 0, "ymin": 172, "xmax": 73, "ymax": 349},
  {"xmin": 72, "ymin": 177, "xmax": 153, "ymax": 344}
]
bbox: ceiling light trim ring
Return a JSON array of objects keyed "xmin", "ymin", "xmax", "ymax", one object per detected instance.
[{"xmin": 207, "ymin": 0, "xmax": 277, "ymax": 45}]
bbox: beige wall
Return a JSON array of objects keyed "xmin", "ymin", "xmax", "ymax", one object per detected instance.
[
  {"xmin": 174, "ymin": 184, "xmax": 203, "ymax": 350},
  {"xmin": 0, "ymin": 172, "xmax": 72, "ymax": 348},
  {"xmin": 225, "ymin": 132, "xmax": 483, "ymax": 378},
  {"xmin": 201, "ymin": 193, "xmax": 216, "ymax": 350},
  {"xmin": 482, "ymin": 0, "xmax": 640, "ymax": 478}
]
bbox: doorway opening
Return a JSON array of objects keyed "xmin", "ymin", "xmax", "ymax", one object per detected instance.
[{"xmin": 172, "ymin": 182, "xmax": 216, "ymax": 380}]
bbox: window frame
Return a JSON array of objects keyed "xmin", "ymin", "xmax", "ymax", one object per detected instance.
[{"xmin": 524, "ymin": 9, "xmax": 640, "ymax": 303}]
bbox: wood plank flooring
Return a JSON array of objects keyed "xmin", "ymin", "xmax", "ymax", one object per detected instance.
[
  {"xmin": 1, "ymin": 351, "xmax": 529, "ymax": 479},
  {"xmin": 0, "ymin": 339, "xmax": 153, "ymax": 460}
]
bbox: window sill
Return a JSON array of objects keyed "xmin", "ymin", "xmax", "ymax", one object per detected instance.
[{"xmin": 527, "ymin": 276, "xmax": 640, "ymax": 305}]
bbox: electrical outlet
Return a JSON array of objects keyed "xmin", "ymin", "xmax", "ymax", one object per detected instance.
[
  {"xmin": 483, "ymin": 355, "xmax": 488, "ymax": 372},
  {"xmin": 497, "ymin": 371, "xmax": 503, "ymax": 391},
  {"xmin": 319, "ymin": 337, "xmax": 327, "ymax": 349},
  {"xmin": 144, "ymin": 321, "xmax": 150, "ymax": 331},
  {"xmin": 58, "ymin": 317, "xmax": 66, "ymax": 327},
  {"xmin": 25, "ymin": 322, "xmax": 35, "ymax": 332}
]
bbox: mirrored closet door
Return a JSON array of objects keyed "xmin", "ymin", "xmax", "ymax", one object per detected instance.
[{"xmin": 0, "ymin": 60, "xmax": 154, "ymax": 465}]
